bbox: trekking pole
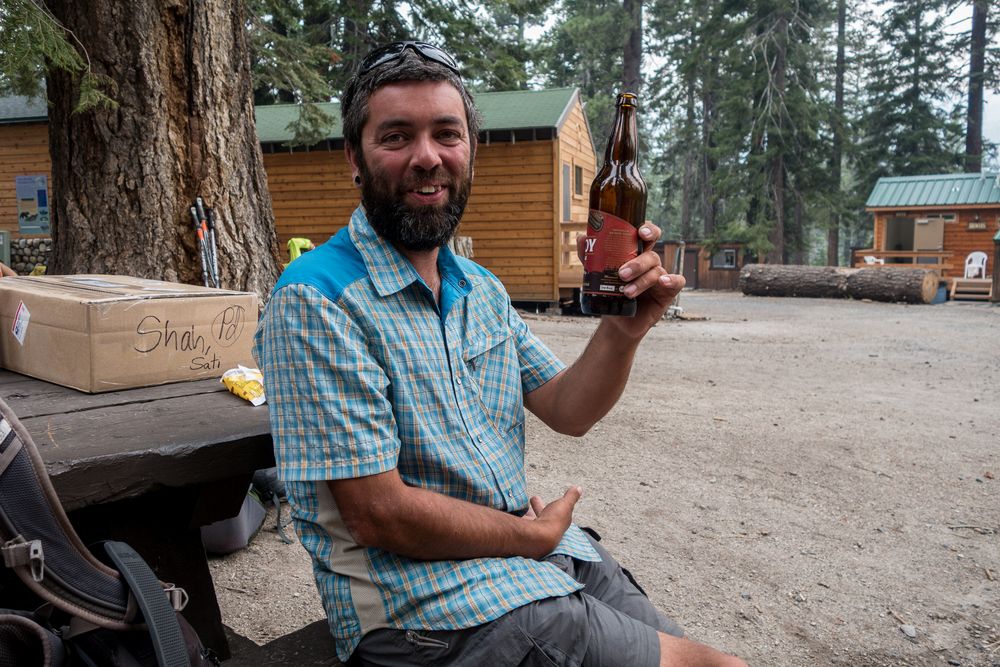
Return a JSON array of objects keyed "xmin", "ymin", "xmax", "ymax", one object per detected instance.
[
  {"xmin": 189, "ymin": 206, "xmax": 210, "ymax": 287},
  {"xmin": 195, "ymin": 197, "xmax": 218, "ymax": 287},
  {"xmin": 206, "ymin": 207, "xmax": 221, "ymax": 288}
]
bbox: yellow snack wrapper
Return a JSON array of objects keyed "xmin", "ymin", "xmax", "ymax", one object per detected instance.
[{"xmin": 221, "ymin": 365, "xmax": 267, "ymax": 406}]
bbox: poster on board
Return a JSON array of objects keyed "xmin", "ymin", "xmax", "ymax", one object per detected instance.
[{"xmin": 15, "ymin": 175, "xmax": 51, "ymax": 235}]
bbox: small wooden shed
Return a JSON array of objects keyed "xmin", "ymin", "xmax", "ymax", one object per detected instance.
[
  {"xmin": 656, "ymin": 240, "xmax": 749, "ymax": 291},
  {"xmin": 0, "ymin": 89, "xmax": 596, "ymax": 303},
  {"xmin": 256, "ymin": 87, "xmax": 597, "ymax": 303},
  {"xmin": 856, "ymin": 173, "xmax": 1000, "ymax": 281}
]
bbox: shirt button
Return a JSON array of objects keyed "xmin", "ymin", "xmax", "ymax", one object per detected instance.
[
  {"xmin": 458, "ymin": 279, "xmax": 467, "ymax": 287},
  {"xmin": 456, "ymin": 377, "xmax": 463, "ymax": 386}
]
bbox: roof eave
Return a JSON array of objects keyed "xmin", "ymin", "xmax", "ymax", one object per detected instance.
[
  {"xmin": 0, "ymin": 117, "xmax": 48, "ymax": 125},
  {"xmin": 866, "ymin": 203, "xmax": 1000, "ymax": 212}
]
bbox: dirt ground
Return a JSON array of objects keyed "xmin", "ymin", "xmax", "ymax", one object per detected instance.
[{"xmin": 210, "ymin": 291, "xmax": 999, "ymax": 666}]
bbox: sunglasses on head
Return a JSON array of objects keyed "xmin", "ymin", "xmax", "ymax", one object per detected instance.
[{"xmin": 358, "ymin": 41, "xmax": 460, "ymax": 76}]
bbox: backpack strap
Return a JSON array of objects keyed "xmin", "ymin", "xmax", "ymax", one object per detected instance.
[{"xmin": 103, "ymin": 541, "xmax": 191, "ymax": 667}]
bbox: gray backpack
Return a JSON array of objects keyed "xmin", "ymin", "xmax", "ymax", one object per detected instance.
[{"xmin": 0, "ymin": 395, "xmax": 217, "ymax": 666}]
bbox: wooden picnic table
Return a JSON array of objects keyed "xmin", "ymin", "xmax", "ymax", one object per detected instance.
[{"xmin": 0, "ymin": 370, "xmax": 276, "ymax": 660}]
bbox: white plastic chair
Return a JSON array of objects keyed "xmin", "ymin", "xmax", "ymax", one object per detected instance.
[
  {"xmin": 964, "ymin": 251, "xmax": 988, "ymax": 279},
  {"xmin": 863, "ymin": 255, "xmax": 884, "ymax": 265}
]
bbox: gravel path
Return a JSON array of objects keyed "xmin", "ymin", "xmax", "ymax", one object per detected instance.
[{"xmin": 212, "ymin": 291, "xmax": 1000, "ymax": 666}]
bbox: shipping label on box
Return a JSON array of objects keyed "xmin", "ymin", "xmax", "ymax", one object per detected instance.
[{"xmin": 0, "ymin": 275, "xmax": 259, "ymax": 393}]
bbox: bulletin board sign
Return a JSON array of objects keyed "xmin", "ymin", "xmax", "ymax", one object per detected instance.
[{"xmin": 15, "ymin": 175, "xmax": 51, "ymax": 235}]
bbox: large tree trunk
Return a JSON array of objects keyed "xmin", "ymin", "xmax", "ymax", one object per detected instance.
[
  {"xmin": 739, "ymin": 264, "xmax": 938, "ymax": 304},
  {"xmin": 701, "ymin": 54, "xmax": 718, "ymax": 237},
  {"xmin": 45, "ymin": 0, "xmax": 280, "ymax": 300},
  {"xmin": 827, "ymin": 0, "xmax": 846, "ymax": 266},
  {"xmin": 680, "ymin": 78, "xmax": 696, "ymax": 239},
  {"xmin": 965, "ymin": 0, "xmax": 987, "ymax": 173},
  {"xmin": 765, "ymin": 11, "xmax": 788, "ymax": 265}
]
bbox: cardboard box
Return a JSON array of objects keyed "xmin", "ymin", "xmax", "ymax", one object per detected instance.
[{"xmin": 0, "ymin": 275, "xmax": 258, "ymax": 393}]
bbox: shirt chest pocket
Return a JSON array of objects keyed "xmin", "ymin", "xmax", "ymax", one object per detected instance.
[
  {"xmin": 462, "ymin": 326, "xmax": 511, "ymax": 377},
  {"xmin": 461, "ymin": 326, "xmax": 522, "ymax": 433}
]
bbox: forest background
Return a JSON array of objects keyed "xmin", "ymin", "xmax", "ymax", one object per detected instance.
[
  {"xmin": 0, "ymin": 0, "xmax": 997, "ymax": 280},
  {"xmin": 244, "ymin": 0, "xmax": 999, "ymax": 266}
]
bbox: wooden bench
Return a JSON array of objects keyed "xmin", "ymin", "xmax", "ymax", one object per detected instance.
[{"xmin": 0, "ymin": 371, "xmax": 276, "ymax": 660}]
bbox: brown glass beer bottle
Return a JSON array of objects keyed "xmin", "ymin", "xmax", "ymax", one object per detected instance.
[{"xmin": 580, "ymin": 92, "xmax": 646, "ymax": 317}]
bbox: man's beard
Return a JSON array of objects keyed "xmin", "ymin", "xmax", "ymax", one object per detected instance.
[{"xmin": 359, "ymin": 161, "xmax": 472, "ymax": 252}]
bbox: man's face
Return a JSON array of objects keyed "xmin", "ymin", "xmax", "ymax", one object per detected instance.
[{"xmin": 349, "ymin": 80, "xmax": 474, "ymax": 251}]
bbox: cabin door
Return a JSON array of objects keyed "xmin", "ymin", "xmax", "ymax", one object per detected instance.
[
  {"xmin": 913, "ymin": 217, "xmax": 944, "ymax": 265},
  {"xmin": 683, "ymin": 249, "xmax": 699, "ymax": 289}
]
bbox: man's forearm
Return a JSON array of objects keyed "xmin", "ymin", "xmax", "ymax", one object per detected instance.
[
  {"xmin": 328, "ymin": 471, "xmax": 579, "ymax": 561},
  {"xmin": 525, "ymin": 319, "xmax": 644, "ymax": 436}
]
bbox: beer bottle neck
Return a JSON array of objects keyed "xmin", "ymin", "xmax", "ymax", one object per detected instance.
[{"xmin": 604, "ymin": 100, "xmax": 638, "ymax": 165}]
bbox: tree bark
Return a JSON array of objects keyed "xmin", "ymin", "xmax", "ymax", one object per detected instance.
[
  {"xmin": 623, "ymin": 0, "xmax": 643, "ymax": 94},
  {"xmin": 45, "ymin": 0, "xmax": 281, "ymax": 300},
  {"xmin": 827, "ymin": 0, "xmax": 846, "ymax": 266},
  {"xmin": 965, "ymin": 0, "xmax": 987, "ymax": 173},
  {"xmin": 739, "ymin": 264, "xmax": 938, "ymax": 304},
  {"xmin": 680, "ymin": 78, "xmax": 696, "ymax": 239},
  {"xmin": 765, "ymin": 11, "xmax": 788, "ymax": 265},
  {"xmin": 701, "ymin": 54, "xmax": 718, "ymax": 237},
  {"xmin": 447, "ymin": 235, "xmax": 473, "ymax": 259}
]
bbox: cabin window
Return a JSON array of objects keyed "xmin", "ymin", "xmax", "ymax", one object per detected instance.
[
  {"xmin": 562, "ymin": 163, "xmax": 571, "ymax": 221},
  {"xmin": 711, "ymin": 248, "xmax": 737, "ymax": 269},
  {"xmin": 574, "ymin": 165, "xmax": 584, "ymax": 197}
]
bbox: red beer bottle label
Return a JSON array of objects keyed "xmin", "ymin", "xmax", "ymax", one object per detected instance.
[{"xmin": 581, "ymin": 209, "xmax": 639, "ymax": 297}]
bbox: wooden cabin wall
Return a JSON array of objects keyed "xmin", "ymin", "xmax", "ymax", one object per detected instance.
[
  {"xmin": 0, "ymin": 123, "xmax": 51, "ymax": 235},
  {"xmin": 873, "ymin": 215, "xmax": 885, "ymax": 251},
  {"xmin": 462, "ymin": 140, "xmax": 556, "ymax": 301},
  {"xmin": 263, "ymin": 150, "xmax": 354, "ymax": 254},
  {"xmin": 946, "ymin": 210, "xmax": 998, "ymax": 276},
  {"xmin": 560, "ymin": 102, "xmax": 596, "ymax": 227},
  {"xmin": 554, "ymin": 102, "xmax": 597, "ymax": 292}
]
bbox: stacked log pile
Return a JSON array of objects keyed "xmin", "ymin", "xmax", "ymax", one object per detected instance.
[
  {"xmin": 739, "ymin": 264, "xmax": 939, "ymax": 304},
  {"xmin": 10, "ymin": 238, "xmax": 52, "ymax": 275}
]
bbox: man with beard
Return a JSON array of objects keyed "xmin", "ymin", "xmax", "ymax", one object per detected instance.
[{"xmin": 254, "ymin": 42, "xmax": 745, "ymax": 667}]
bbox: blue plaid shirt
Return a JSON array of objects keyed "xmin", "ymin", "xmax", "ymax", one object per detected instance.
[{"xmin": 253, "ymin": 208, "xmax": 599, "ymax": 662}]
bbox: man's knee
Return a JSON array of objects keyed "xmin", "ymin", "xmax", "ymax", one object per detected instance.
[{"xmin": 658, "ymin": 632, "xmax": 747, "ymax": 667}]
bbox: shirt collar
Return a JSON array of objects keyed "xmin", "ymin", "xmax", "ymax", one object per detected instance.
[{"xmin": 348, "ymin": 206, "xmax": 472, "ymax": 300}]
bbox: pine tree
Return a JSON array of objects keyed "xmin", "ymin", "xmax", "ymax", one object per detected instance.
[
  {"xmin": 536, "ymin": 0, "xmax": 629, "ymax": 143},
  {"xmin": 855, "ymin": 0, "xmax": 963, "ymax": 206}
]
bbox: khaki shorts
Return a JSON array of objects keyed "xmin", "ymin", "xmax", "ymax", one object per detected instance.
[{"xmin": 352, "ymin": 533, "xmax": 683, "ymax": 667}]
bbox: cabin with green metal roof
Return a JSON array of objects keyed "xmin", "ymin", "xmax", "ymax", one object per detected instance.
[
  {"xmin": 0, "ymin": 88, "xmax": 596, "ymax": 303},
  {"xmin": 856, "ymin": 173, "xmax": 999, "ymax": 288}
]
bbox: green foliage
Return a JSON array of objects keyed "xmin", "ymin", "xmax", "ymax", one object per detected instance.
[
  {"xmin": 535, "ymin": 0, "xmax": 628, "ymax": 142},
  {"xmin": 853, "ymin": 0, "xmax": 964, "ymax": 209},
  {"xmin": 648, "ymin": 0, "xmax": 833, "ymax": 263},
  {"xmin": 710, "ymin": 219, "xmax": 774, "ymax": 259},
  {"xmin": 247, "ymin": 0, "xmax": 340, "ymax": 145},
  {"xmin": 0, "ymin": 0, "xmax": 115, "ymax": 111},
  {"xmin": 244, "ymin": 0, "xmax": 557, "ymax": 143}
]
